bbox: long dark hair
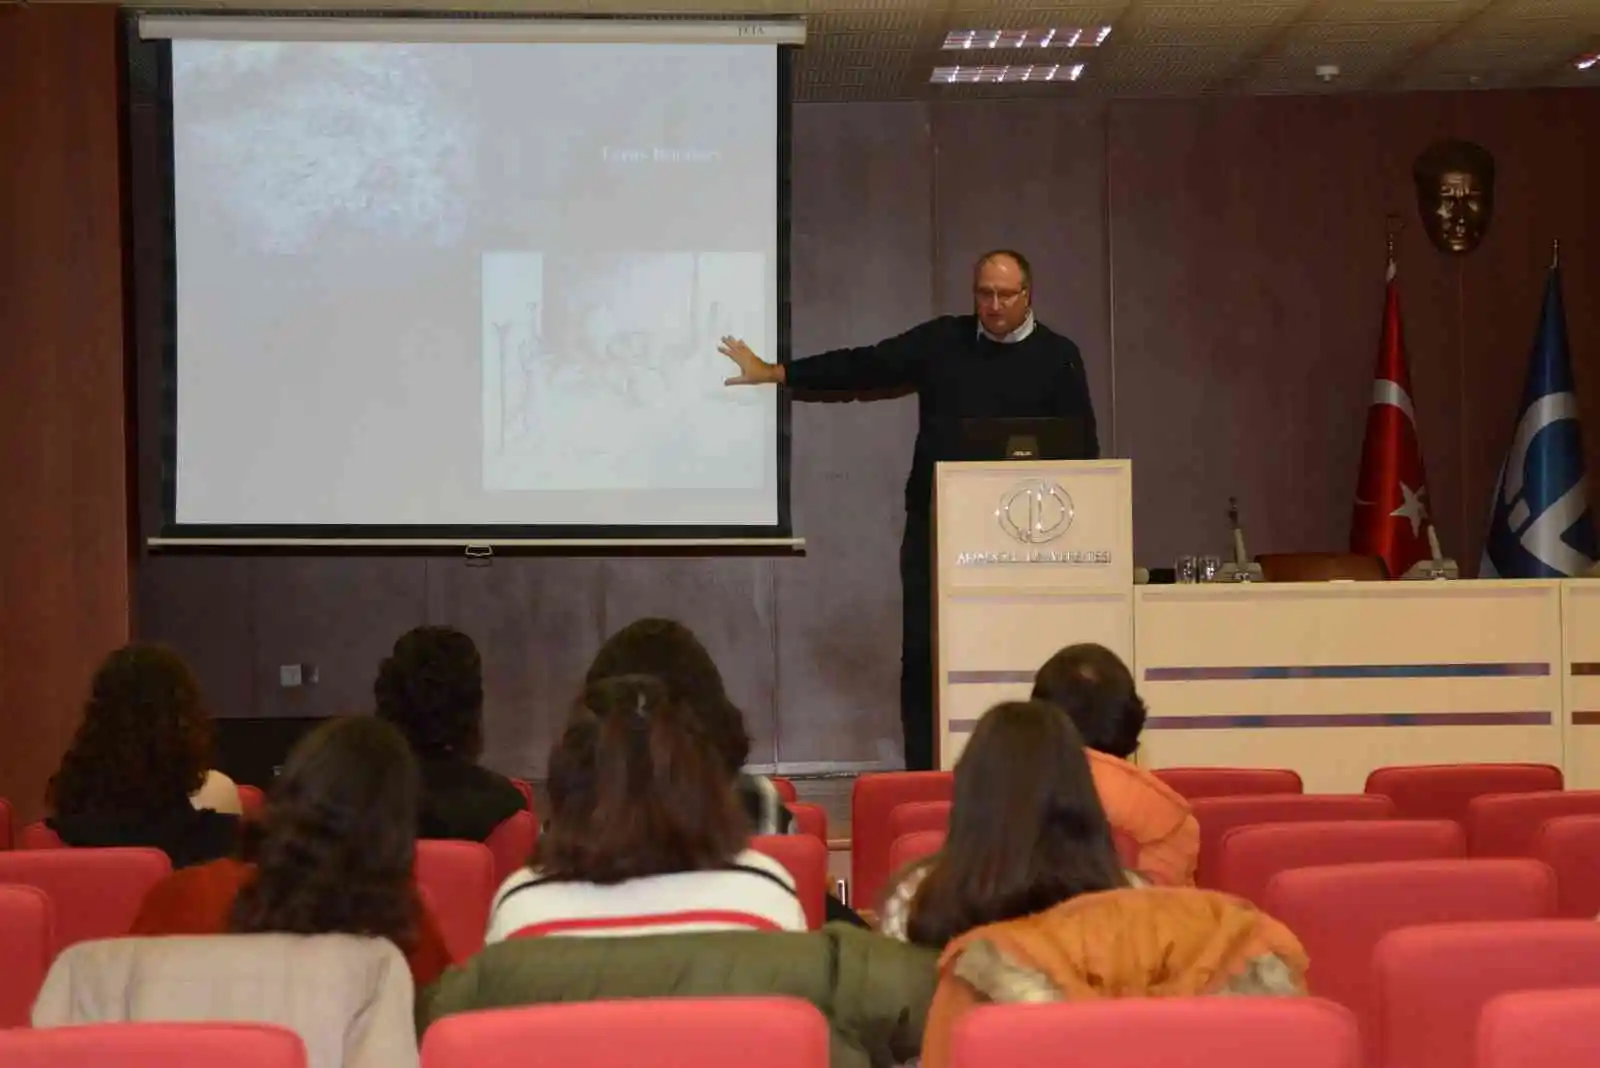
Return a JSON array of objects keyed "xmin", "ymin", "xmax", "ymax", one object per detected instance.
[
  {"xmin": 536, "ymin": 675, "xmax": 747, "ymax": 884},
  {"xmin": 230, "ymin": 716, "xmax": 422, "ymax": 948},
  {"xmin": 904, "ymin": 701, "xmax": 1125, "ymax": 949},
  {"xmin": 48, "ymin": 645, "xmax": 213, "ymax": 816}
]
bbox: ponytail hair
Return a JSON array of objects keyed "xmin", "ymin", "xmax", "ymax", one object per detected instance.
[{"xmin": 537, "ymin": 674, "xmax": 747, "ymax": 884}]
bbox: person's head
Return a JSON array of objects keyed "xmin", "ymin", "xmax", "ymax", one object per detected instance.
[
  {"xmin": 230, "ymin": 715, "xmax": 422, "ymax": 946},
  {"xmin": 538, "ymin": 674, "xmax": 747, "ymax": 884},
  {"xmin": 1031, "ymin": 643, "xmax": 1147, "ymax": 760},
  {"xmin": 972, "ymin": 249, "xmax": 1033, "ymax": 339},
  {"xmin": 904, "ymin": 700, "xmax": 1124, "ymax": 949},
  {"xmin": 374, "ymin": 625, "xmax": 485, "ymax": 761},
  {"xmin": 1413, "ymin": 139, "xmax": 1495, "ymax": 255},
  {"xmin": 47, "ymin": 644, "xmax": 213, "ymax": 816},
  {"xmin": 584, "ymin": 618, "xmax": 750, "ymax": 778}
]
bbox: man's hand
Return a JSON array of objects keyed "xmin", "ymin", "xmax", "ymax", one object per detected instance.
[{"xmin": 719, "ymin": 336, "xmax": 784, "ymax": 386}]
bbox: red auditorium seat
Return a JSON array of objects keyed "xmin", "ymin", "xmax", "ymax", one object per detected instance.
[
  {"xmin": 947, "ymin": 998, "xmax": 1361, "ymax": 1068},
  {"xmin": 420, "ymin": 998, "xmax": 829, "ymax": 1068},
  {"xmin": 887, "ymin": 830, "xmax": 944, "ymax": 876},
  {"xmin": 1467, "ymin": 790, "xmax": 1600, "ymax": 856},
  {"xmin": 1374, "ymin": 921, "xmax": 1600, "ymax": 1068},
  {"xmin": 19, "ymin": 822, "xmax": 65, "ymax": 849},
  {"xmin": 1190, "ymin": 793, "xmax": 1393, "ymax": 887},
  {"xmin": 888, "ymin": 801, "xmax": 950, "ymax": 841},
  {"xmin": 1153, "ymin": 767, "xmax": 1303, "ymax": 799},
  {"xmin": 1366, "ymin": 763, "xmax": 1563, "ymax": 823},
  {"xmin": 851, "ymin": 772, "xmax": 952, "ymax": 911},
  {"xmin": 1530, "ymin": 814, "xmax": 1600, "ymax": 917},
  {"xmin": 1213, "ymin": 819, "xmax": 1464, "ymax": 906},
  {"xmin": 750, "ymin": 834, "xmax": 828, "ymax": 929},
  {"xmin": 770, "ymin": 777, "xmax": 798, "ymax": 804},
  {"xmin": 1260, "ymin": 859, "xmax": 1556, "ymax": 1042},
  {"xmin": 508, "ymin": 778, "xmax": 535, "ymax": 813},
  {"xmin": 0, "ymin": 1023, "xmax": 308, "ymax": 1068},
  {"xmin": 0, "ymin": 848, "xmax": 172, "ymax": 950},
  {"xmin": 483, "ymin": 810, "xmax": 538, "ymax": 886},
  {"xmin": 236, "ymin": 784, "xmax": 266, "ymax": 820},
  {"xmin": 415, "ymin": 839, "xmax": 496, "ymax": 961},
  {"xmin": 1478, "ymin": 988, "xmax": 1600, "ymax": 1068},
  {"xmin": 0, "ymin": 797, "xmax": 12, "ymax": 850},
  {"xmin": 786, "ymin": 802, "xmax": 828, "ymax": 844},
  {"xmin": 0, "ymin": 884, "xmax": 53, "ymax": 1028}
]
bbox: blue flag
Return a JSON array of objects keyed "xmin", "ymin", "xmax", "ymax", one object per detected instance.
[{"xmin": 1481, "ymin": 263, "xmax": 1597, "ymax": 578}]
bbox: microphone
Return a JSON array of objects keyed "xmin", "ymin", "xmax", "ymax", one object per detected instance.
[
  {"xmin": 1217, "ymin": 496, "xmax": 1264, "ymax": 582},
  {"xmin": 1401, "ymin": 522, "xmax": 1459, "ymax": 580}
]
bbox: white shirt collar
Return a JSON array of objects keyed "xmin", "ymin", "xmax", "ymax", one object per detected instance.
[{"xmin": 979, "ymin": 311, "xmax": 1036, "ymax": 344}]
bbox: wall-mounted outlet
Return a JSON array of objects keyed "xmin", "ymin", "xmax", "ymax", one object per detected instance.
[{"xmin": 279, "ymin": 664, "xmax": 303, "ymax": 688}]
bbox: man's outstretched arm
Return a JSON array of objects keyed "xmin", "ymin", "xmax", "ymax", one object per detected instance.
[{"xmin": 719, "ymin": 320, "xmax": 939, "ymax": 394}]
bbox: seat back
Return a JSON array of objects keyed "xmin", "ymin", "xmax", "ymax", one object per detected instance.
[
  {"xmin": 1531, "ymin": 814, "xmax": 1600, "ymax": 917},
  {"xmin": 1467, "ymin": 790, "xmax": 1600, "ymax": 856},
  {"xmin": 0, "ymin": 1023, "xmax": 308, "ymax": 1068},
  {"xmin": 0, "ymin": 847, "xmax": 172, "ymax": 949},
  {"xmin": 888, "ymin": 801, "xmax": 950, "ymax": 841},
  {"xmin": 1214, "ymin": 820, "xmax": 1464, "ymax": 906},
  {"xmin": 508, "ymin": 778, "xmax": 536, "ymax": 813},
  {"xmin": 948, "ymin": 998, "xmax": 1361, "ymax": 1068},
  {"xmin": 236, "ymin": 785, "xmax": 266, "ymax": 821},
  {"xmin": 0, "ymin": 885, "xmax": 53, "ymax": 1027},
  {"xmin": 887, "ymin": 830, "xmax": 944, "ymax": 876},
  {"xmin": 851, "ymin": 772, "xmax": 952, "ymax": 909},
  {"xmin": 483, "ymin": 810, "xmax": 538, "ymax": 886},
  {"xmin": 1261, "ymin": 859, "xmax": 1557, "ymax": 1037},
  {"xmin": 0, "ymin": 796, "xmax": 12, "ymax": 850},
  {"xmin": 1153, "ymin": 767, "xmax": 1304, "ymax": 799},
  {"xmin": 19, "ymin": 822, "xmax": 66, "ymax": 849},
  {"xmin": 414, "ymin": 839, "xmax": 497, "ymax": 961},
  {"xmin": 785, "ymin": 802, "xmax": 827, "ymax": 844},
  {"xmin": 1366, "ymin": 763, "xmax": 1563, "ymax": 823},
  {"xmin": 770, "ymin": 777, "xmax": 798, "ymax": 804},
  {"xmin": 1191, "ymin": 794, "xmax": 1394, "ymax": 887},
  {"xmin": 420, "ymin": 998, "xmax": 830, "ymax": 1068},
  {"xmin": 1478, "ymin": 988, "xmax": 1600, "ymax": 1068},
  {"xmin": 750, "ymin": 834, "xmax": 828, "ymax": 929},
  {"xmin": 1374, "ymin": 921, "xmax": 1600, "ymax": 1068}
]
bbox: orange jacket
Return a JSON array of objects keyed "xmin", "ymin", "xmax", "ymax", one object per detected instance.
[{"xmin": 1089, "ymin": 750, "xmax": 1199, "ymax": 886}]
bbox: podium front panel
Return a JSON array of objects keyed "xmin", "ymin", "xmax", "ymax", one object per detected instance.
[{"xmin": 934, "ymin": 460, "xmax": 1134, "ymax": 769}]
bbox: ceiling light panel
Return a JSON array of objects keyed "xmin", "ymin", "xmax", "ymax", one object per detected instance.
[
  {"xmin": 942, "ymin": 27, "xmax": 1112, "ymax": 50},
  {"xmin": 930, "ymin": 63, "xmax": 1086, "ymax": 83}
]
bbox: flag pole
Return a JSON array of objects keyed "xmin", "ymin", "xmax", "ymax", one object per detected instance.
[{"xmin": 1552, "ymin": 237, "xmax": 1560, "ymax": 269}]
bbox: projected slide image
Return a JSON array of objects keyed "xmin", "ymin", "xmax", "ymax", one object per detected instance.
[{"xmin": 482, "ymin": 251, "xmax": 766, "ymax": 493}]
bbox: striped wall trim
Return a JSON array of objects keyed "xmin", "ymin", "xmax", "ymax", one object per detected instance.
[
  {"xmin": 1143, "ymin": 663, "xmax": 1551, "ymax": 682},
  {"xmin": 946, "ymin": 670, "xmax": 1035, "ymax": 685},
  {"xmin": 1571, "ymin": 663, "xmax": 1600, "ymax": 676},
  {"xmin": 1571, "ymin": 712, "xmax": 1600, "ymax": 726},
  {"xmin": 1143, "ymin": 711, "xmax": 1552, "ymax": 730}
]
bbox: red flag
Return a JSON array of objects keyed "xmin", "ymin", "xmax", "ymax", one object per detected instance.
[{"xmin": 1351, "ymin": 259, "xmax": 1434, "ymax": 577}]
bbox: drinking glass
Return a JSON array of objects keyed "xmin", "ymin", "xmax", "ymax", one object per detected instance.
[
  {"xmin": 1175, "ymin": 555, "xmax": 1198, "ymax": 584},
  {"xmin": 1199, "ymin": 555, "xmax": 1223, "ymax": 583}
]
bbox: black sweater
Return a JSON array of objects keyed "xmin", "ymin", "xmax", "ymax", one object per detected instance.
[{"xmin": 784, "ymin": 314, "xmax": 1099, "ymax": 514}]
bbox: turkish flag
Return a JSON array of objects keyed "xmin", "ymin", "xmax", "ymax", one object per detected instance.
[{"xmin": 1351, "ymin": 260, "xmax": 1434, "ymax": 578}]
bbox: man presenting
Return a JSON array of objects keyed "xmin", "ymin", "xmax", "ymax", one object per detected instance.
[{"xmin": 719, "ymin": 250, "xmax": 1099, "ymax": 771}]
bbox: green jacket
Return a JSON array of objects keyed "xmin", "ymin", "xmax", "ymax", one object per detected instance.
[{"xmin": 417, "ymin": 924, "xmax": 937, "ymax": 1068}]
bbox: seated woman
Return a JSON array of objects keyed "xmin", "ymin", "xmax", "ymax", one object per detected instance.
[
  {"xmin": 131, "ymin": 715, "xmax": 452, "ymax": 987},
  {"xmin": 879, "ymin": 700, "xmax": 1128, "ymax": 949},
  {"xmin": 1032, "ymin": 643, "xmax": 1199, "ymax": 886},
  {"xmin": 374, "ymin": 625, "xmax": 525, "ymax": 842},
  {"xmin": 485, "ymin": 674, "xmax": 807, "ymax": 941},
  {"xmin": 583, "ymin": 618, "xmax": 867, "ymax": 927},
  {"xmin": 48, "ymin": 645, "xmax": 241, "ymax": 868}
]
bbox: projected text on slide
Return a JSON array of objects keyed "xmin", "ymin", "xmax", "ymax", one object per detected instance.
[{"xmin": 169, "ymin": 39, "xmax": 779, "ymax": 529}]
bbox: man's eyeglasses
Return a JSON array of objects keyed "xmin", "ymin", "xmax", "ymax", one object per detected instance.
[{"xmin": 974, "ymin": 286, "xmax": 1027, "ymax": 308}]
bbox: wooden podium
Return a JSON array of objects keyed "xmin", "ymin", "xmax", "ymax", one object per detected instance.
[{"xmin": 932, "ymin": 459, "xmax": 1134, "ymax": 769}]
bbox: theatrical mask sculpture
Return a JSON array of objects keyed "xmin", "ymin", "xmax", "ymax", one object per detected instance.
[{"xmin": 1413, "ymin": 139, "xmax": 1495, "ymax": 255}]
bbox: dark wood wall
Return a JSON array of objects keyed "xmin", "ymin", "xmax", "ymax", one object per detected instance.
[
  {"xmin": 0, "ymin": 6, "xmax": 131, "ymax": 820},
  {"xmin": 6, "ymin": 7, "xmax": 1595, "ymax": 788}
]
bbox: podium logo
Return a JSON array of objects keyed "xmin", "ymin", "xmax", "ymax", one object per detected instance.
[{"xmin": 997, "ymin": 479, "xmax": 1074, "ymax": 544}]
